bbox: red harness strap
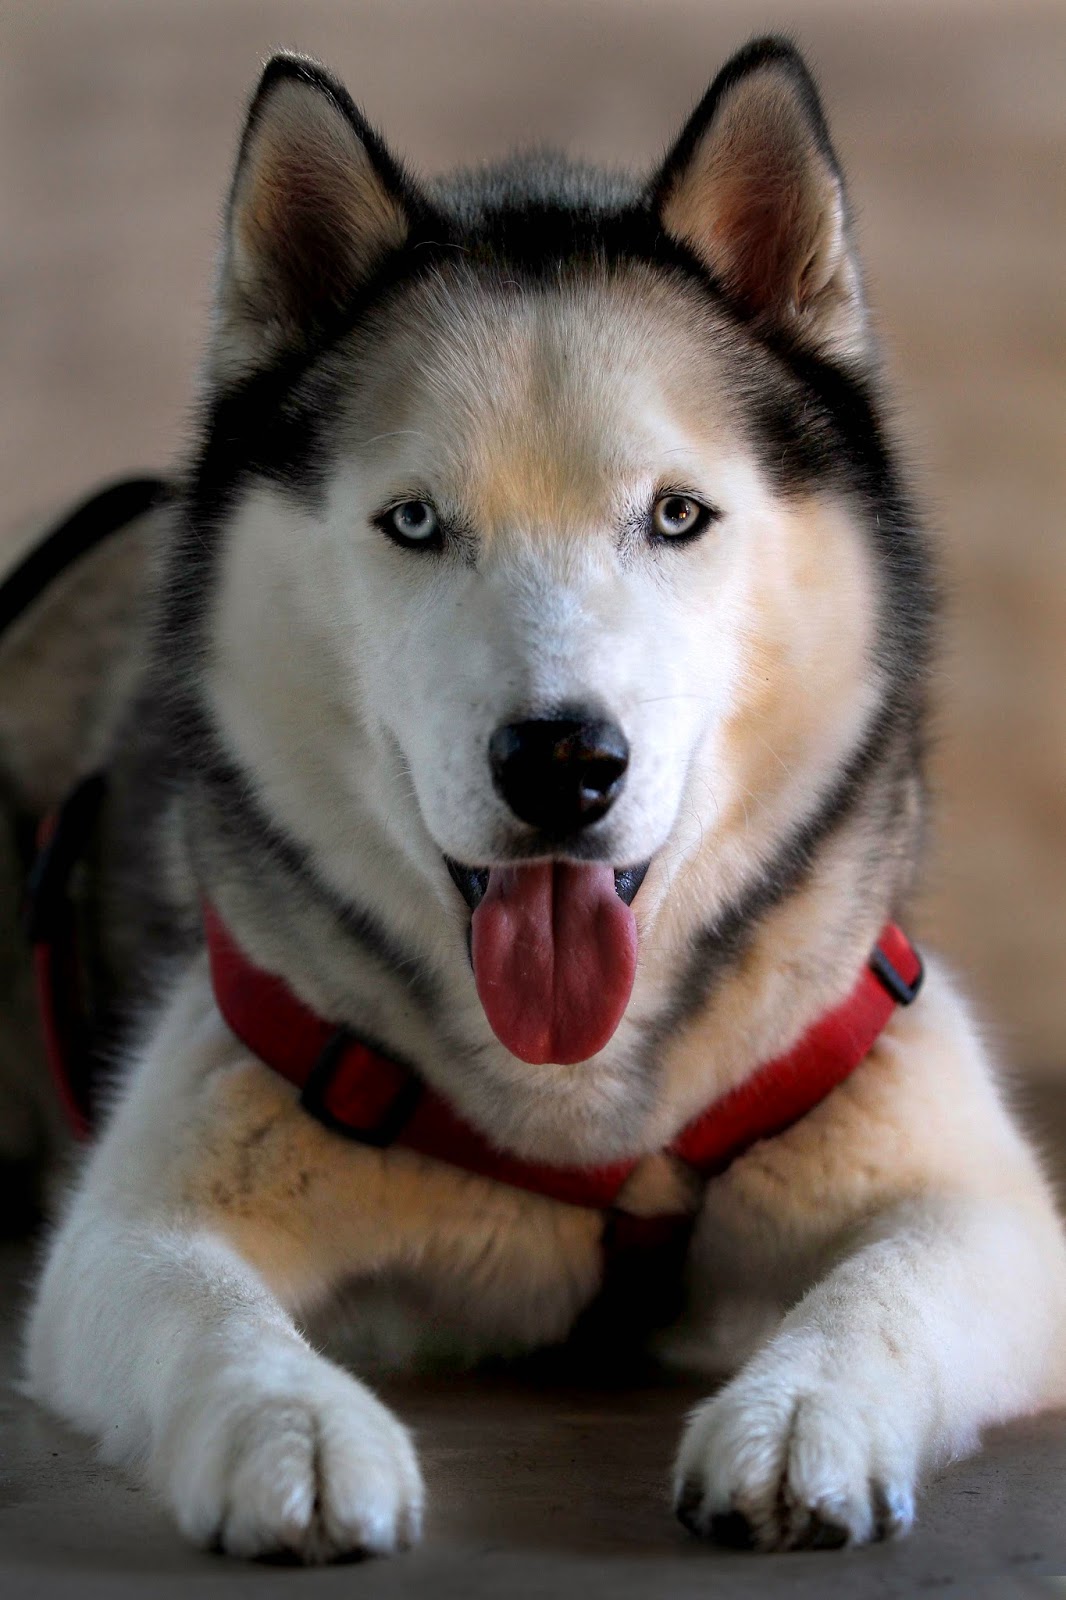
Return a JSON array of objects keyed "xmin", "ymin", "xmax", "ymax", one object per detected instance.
[
  {"xmin": 27, "ymin": 773, "xmax": 109, "ymax": 1139},
  {"xmin": 203, "ymin": 905, "xmax": 923, "ymax": 1209}
]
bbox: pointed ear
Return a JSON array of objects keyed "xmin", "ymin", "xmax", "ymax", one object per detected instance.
[
  {"xmin": 215, "ymin": 54, "xmax": 415, "ymax": 377},
  {"xmin": 652, "ymin": 38, "xmax": 867, "ymax": 361}
]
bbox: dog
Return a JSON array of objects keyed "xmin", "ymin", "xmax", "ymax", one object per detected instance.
[{"xmin": 5, "ymin": 35, "xmax": 1065, "ymax": 1561}]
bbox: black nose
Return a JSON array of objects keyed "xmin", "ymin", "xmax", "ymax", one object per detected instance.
[{"xmin": 488, "ymin": 716, "xmax": 630, "ymax": 835}]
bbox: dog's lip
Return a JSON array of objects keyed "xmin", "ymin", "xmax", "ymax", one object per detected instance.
[
  {"xmin": 445, "ymin": 859, "xmax": 490, "ymax": 911},
  {"xmin": 444, "ymin": 856, "xmax": 650, "ymax": 912}
]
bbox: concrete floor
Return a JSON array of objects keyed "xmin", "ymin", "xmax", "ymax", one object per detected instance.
[{"xmin": 3, "ymin": 1080, "xmax": 1065, "ymax": 1599}]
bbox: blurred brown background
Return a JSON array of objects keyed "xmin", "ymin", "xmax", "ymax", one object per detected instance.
[{"xmin": 2, "ymin": 0, "xmax": 1064, "ymax": 1076}]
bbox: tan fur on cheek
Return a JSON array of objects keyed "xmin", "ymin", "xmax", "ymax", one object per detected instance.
[{"xmin": 718, "ymin": 494, "xmax": 878, "ymax": 834}]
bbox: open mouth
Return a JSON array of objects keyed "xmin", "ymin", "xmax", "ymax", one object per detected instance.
[{"xmin": 445, "ymin": 855, "xmax": 650, "ymax": 1067}]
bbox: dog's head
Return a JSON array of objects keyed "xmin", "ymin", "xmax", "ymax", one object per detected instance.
[{"xmin": 192, "ymin": 41, "xmax": 928, "ymax": 1069}]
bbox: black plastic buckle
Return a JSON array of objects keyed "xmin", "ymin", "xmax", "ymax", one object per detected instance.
[
  {"xmin": 869, "ymin": 943, "xmax": 924, "ymax": 1006},
  {"xmin": 299, "ymin": 1027, "xmax": 424, "ymax": 1147}
]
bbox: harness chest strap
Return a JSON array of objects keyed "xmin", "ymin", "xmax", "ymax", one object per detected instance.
[{"xmin": 201, "ymin": 904, "xmax": 924, "ymax": 1212}]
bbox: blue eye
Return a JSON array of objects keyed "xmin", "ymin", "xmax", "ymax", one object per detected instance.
[
  {"xmin": 379, "ymin": 500, "xmax": 441, "ymax": 550},
  {"xmin": 650, "ymin": 493, "xmax": 718, "ymax": 544}
]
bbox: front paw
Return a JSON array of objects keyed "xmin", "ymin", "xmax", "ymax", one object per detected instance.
[
  {"xmin": 673, "ymin": 1360, "xmax": 916, "ymax": 1552},
  {"xmin": 160, "ymin": 1349, "xmax": 423, "ymax": 1562}
]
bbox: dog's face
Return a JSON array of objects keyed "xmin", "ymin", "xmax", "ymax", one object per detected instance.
[
  {"xmin": 199, "ymin": 46, "xmax": 919, "ymax": 1067},
  {"xmin": 326, "ymin": 269, "xmax": 770, "ymax": 873},
  {"xmin": 300, "ymin": 262, "xmax": 877, "ymax": 864}
]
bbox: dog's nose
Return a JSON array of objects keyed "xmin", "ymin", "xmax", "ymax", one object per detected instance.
[{"xmin": 488, "ymin": 716, "xmax": 629, "ymax": 834}]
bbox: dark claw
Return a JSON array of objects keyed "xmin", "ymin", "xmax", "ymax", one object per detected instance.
[
  {"xmin": 796, "ymin": 1513, "xmax": 849, "ymax": 1551},
  {"xmin": 675, "ymin": 1478, "xmax": 706, "ymax": 1535},
  {"xmin": 708, "ymin": 1508, "xmax": 757, "ymax": 1549},
  {"xmin": 871, "ymin": 1480, "xmax": 909, "ymax": 1540}
]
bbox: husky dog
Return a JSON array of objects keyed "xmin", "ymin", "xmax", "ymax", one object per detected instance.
[{"xmin": 10, "ymin": 37, "xmax": 1066, "ymax": 1561}]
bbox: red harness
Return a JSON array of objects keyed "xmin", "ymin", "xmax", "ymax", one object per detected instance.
[
  {"xmin": 27, "ymin": 780, "xmax": 921, "ymax": 1216},
  {"xmin": 27, "ymin": 770, "xmax": 923, "ymax": 1216},
  {"xmin": 202, "ymin": 904, "xmax": 923, "ymax": 1212},
  {"xmin": 28, "ymin": 811, "xmax": 923, "ymax": 1350}
]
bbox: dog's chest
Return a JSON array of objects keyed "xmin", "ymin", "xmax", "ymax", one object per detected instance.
[
  {"xmin": 310, "ymin": 1183, "xmax": 704, "ymax": 1373},
  {"xmin": 187, "ymin": 1059, "xmax": 706, "ymax": 1359}
]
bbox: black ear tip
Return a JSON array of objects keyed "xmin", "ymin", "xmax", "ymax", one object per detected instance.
[
  {"xmin": 708, "ymin": 34, "xmax": 833, "ymax": 164},
  {"xmin": 252, "ymin": 51, "xmax": 344, "ymax": 108},
  {"xmin": 733, "ymin": 33, "xmax": 808, "ymax": 67},
  {"xmin": 652, "ymin": 34, "xmax": 831, "ymax": 205},
  {"xmin": 240, "ymin": 50, "xmax": 376, "ymax": 155},
  {"xmin": 717, "ymin": 34, "xmax": 821, "ymax": 98}
]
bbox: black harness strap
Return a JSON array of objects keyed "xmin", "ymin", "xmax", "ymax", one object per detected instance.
[{"xmin": 0, "ymin": 476, "xmax": 169, "ymax": 639}]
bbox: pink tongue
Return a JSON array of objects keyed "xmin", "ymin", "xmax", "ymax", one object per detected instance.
[{"xmin": 470, "ymin": 862, "xmax": 638, "ymax": 1064}]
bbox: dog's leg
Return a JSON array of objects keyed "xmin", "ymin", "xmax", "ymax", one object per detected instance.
[
  {"xmin": 673, "ymin": 962, "xmax": 1066, "ymax": 1551},
  {"xmin": 24, "ymin": 965, "xmax": 423, "ymax": 1563}
]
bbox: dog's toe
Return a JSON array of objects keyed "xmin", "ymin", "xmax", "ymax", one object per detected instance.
[
  {"xmin": 673, "ymin": 1364, "xmax": 920, "ymax": 1555},
  {"xmin": 164, "ymin": 1356, "xmax": 423, "ymax": 1564}
]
